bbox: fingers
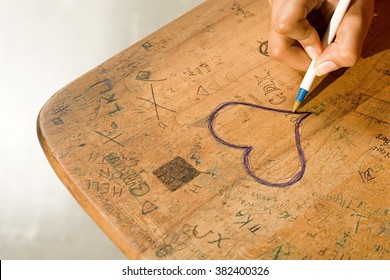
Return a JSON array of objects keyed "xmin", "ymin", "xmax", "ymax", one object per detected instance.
[
  {"xmin": 268, "ymin": 0, "xmax": 323, "ymax": 70},
  {"xmin": 314, "ymin": 0, "xmax": 375, "ymax": 76},
  {"xmin": 268, "ymin": 29, "xmax": 313, "ymax": 71},
  {"xmin": 268, "ymin": 0, "xmax": 374, "ymax": 75},
  {"xmin": 273, "ymin": 0, "xmax": 323, "ymax": 57}
]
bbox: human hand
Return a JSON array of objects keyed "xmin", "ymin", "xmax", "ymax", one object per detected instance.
[{"xmin": 267, "ymin": 0, "xmax": 375, "ymax": 75}]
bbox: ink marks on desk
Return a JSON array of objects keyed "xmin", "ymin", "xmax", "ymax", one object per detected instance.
[
  {"xmin": 135, "ymin": 83, "xmax": 177, "ymax": 129},
  {"xmin": 155, "ymin": 224, "xmax": 231, "ymax": 259},
  {"xmin": 231, "ymin": 1, "xmax": 255, "ymax": 19},
  {"xmin": 370, "ymin": 133, "xmax": 390, "ymax": 159},
  {"xmin": 234, "ymin": 210, "xmax": 262, "ymax": 234},
  {"xmin": 88, "ymin": 78, "xmax": 113, "ymax": 94},
  {"xmin": 208, "ymin": 102, "xmax": 311, "ymax": 187},
  {"xmin": 51, "ymin": 102, "xmax": 70, "ymax": 126},
  {"xmin": 258, "ymin": 40, "xmax": 269, "ymax": 57},
  {"xmin": 136, "ymin": 71, "xmax": 167, "ymax": 82},
  {"xmin": 141, "ymin": 38, "xmax": 174, "ymax": 52},
  {"xmin": 358, "ymin": 168, "xmax": 376, "ymax": 183},
  {"xmin": 196, "ymin": 85, "xmax": 211, "ymax": 96},
  {"xmin": 180, "ymin": 56, "xmax": 226, "ymax": 91},
  {"xmin": 355, "ymin": 94, "xmax": 390, "ymax": 124},
  {"xmin": 321, "ymin": 192, "xmax": 389, "ymax": 242},
  {"xmin": 87, "ymin": 79, "xmax": 124, "ymax": 119},
  {"xmin": 153, "ymin": 157, "xmax": 200, "ymax": 192},
  {"xmin": 202, "ymin": 22, "xmax": 216, "ymax": 33},
  {"xmin": 84, "ymin": 151, "xmax": 159, "ymax": 223},
  {"xmin": 154, "ymin": 227, "xmax": 191, "ymax": 258},
  {"xmin": 105, "ymin": 152, "xmax": 150, "ymax": 197},
  {"xmin": 255, "ymin": 70, "xmax": 288, "ymax": 105},
  {"xmin": 182, "ymin": 61, "xmax": 213, "ymax": 84},
  {"xmin": 94, "ymin": 122, "xmax": 125, "ymax": 148},
  {"xmin": 85, "ymin": 179, "xmax": 124, "ymax": 198},
  {"xmin": 104, "ymin": 152, "xmax": 158, "ymax": 215}
]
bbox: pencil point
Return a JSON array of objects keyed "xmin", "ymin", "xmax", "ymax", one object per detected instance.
[{"xmin": 292, "ymin": 101, "xmax": 300, "ymax": 113}]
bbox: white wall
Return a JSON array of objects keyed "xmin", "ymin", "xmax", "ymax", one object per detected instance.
[{"xmin": 0, "ymin": 0, "xmax": 203, "ymax": 259}]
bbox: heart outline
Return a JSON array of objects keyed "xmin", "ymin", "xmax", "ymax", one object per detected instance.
[{"xmin": 207, "ymin": 101, "xmax": 311, "ymax": 187}]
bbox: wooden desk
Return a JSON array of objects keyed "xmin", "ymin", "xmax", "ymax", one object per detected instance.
[{"xmin": 37, "ymin": 0, "xmax": 389, "ymax": 259}]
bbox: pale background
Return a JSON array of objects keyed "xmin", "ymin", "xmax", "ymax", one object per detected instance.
[{"xmin": 0, "ymin": 0, "xmax": 203, "ymax": 259}]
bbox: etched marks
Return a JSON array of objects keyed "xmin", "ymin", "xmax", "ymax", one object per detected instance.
[
  {"xmin": 88, "ymin": 79, "xmax": 123, "ymax": 118},
  {"xmin": 271, "ymin": 243, "xmax": 291, "ymax": 260},
  {"xmin": 231, "ymin": 1, "xmax": 254, "ymax": 18},
  {"xmin": 323, "ymin": 192, "xmax": 387, "ymax": 236},
  {"xmin": 183, "ymin": 62, "xmax": 213, "ymax": 81},
  {"xmin": 370, "ymin": 146, "xmax": 390, "ymax": 159},
  {"xmin": 376, "ymin": 134, "xmax": 390, "ymax": 146},
  {"xmin": 235, "ymin": 210, "xmax": 261, "ymax": 234},
  {"xmin": 370, "ymin": 133, "xmax": 390, "ymax": 159},
  {"xmin": 202, "ymin": 22, "xmax": 215, "ymax": 33},
  {"xmin": 258, "ymin": 40, "xmax": 269, "ymax": 57},
  {"xmin": 355, "ymin": 95, "xmax": 390, "ymax": 124},
  {"xmin": 142, "ymin": 42, "xmax": 153, "ymax": 51},
  {"xmin": 136, "ymin": 70, "xmax": 151, "ymax": 80},
  {"xmin": 52, "ymin": 118, "xmax": 64, "ymax": 125},
  {"xmin": 359, "ymin": 168, "xmax": 375, "ymax": 182},
  {"xmin": 95, "ymin": 130, "xmax": 124, "ymax": 147},
  {"xmin": 208, "ymin": 102, "xmax": 311, "ymax": 187},
  {"xmin": 88, "ymin": 79, "xmax": 113, "ymax": 95},
  {"xmin": 88, "ymin": 152, "xmax": 158, "ymax": 216},
  {"xmin": 136, "ymin": 70, "xmax": 167, "ymax": 82},
  {"xmin": 184, "ymin": 224, "xmax": 230, "ymax": 249},
  {"xmin": 142, "ymin": 200, "xmax": 158, "ymax": 215},
  {"xmin": 255, "ymin": 70, "xmax": 287, "ymax": 105},
  {"xmin": 153, "ymin": 157, "xmax": 200, "ymax": 191},
  {"xmin": 333, "ymin": 125, "xmax": 356, "ymax": 146},
  {"xmin": 141, "ymin": 38, "xmax": 173, "ymax": 52},
  {"xmin": 85, "ymin": 179, "xmax": 123, "ymax": 197},
  {"xmin": 225, "ymin": 71, "xmax": 238, "ymax": 82},
  {"xmin": 189, "ymin": 138, "xmax": 202, "ymax": 166},
  {"xmin": 196, "ymin": 85, "xmax": 211, "ymax": 96},
  {"xmin": 105, "ymin": 152, "xmax": 150, "ymax": 197},
  {"xmin": 209, "ymin": 81, "xmax": 222, "ymax": 91},
  {"xmin": 51, "ymin": 103, "xmax": 70, "ymax": 125},
  {"xmin": 156, "ymin": 228, "xmax": 192, "ymax": 258},
  {"xmin": 94, "ymin": 121, "xmax": 125, "ymax": 147},
  {"xmin": 52, "ymin": 103, "xmax": 70, "ymax": 115},
  {"xmin": 136, "ymin": 83, "xmax": 177, "ymax": 127},
  {"xmin": 179, "ymin": 59, "xmax": 225, "ymax": 91}
]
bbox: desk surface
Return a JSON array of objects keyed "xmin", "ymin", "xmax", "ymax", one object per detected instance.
[{"xmin": 37, "ymin": 0, "xmax": 389, "ymax": 259}]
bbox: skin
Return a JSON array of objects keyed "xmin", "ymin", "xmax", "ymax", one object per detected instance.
[{"xmin": 268, "ymin": 0, "xmax": 375, "ymax": 75}]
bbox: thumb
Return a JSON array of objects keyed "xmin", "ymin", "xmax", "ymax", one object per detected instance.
[
  {"xmin": 314, "ymin": 0, "xmax": 374, "ymax": 76},
  {"xmin": 314, "ymin": 32, "xmax": 360, "ymax": 76}
]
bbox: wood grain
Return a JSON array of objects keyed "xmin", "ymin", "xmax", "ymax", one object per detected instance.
[{"xmin": 37, "ymin": 0, "xmax": 389, "ymax": 259}]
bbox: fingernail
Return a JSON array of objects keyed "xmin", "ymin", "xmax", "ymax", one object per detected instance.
[
  {"xmin": 315, "ymin": 61, "xmax": 338, "ymax": 76},
  {"xmin": 304, "ymin": 46, "xmax": 319, "ymax": 60}
]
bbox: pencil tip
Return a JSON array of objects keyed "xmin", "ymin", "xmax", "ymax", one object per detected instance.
[{"xmin": 292, "ymin": 101, "xmax": 300, "ymax": 113}]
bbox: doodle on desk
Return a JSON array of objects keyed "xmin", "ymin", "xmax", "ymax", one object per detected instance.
[
  {"xmin": 136, "ymin": 84, "xmax": 177, "ymax": 121},
  {"xmin": 136, "ymin": 70, "xmax": 167, "ymax": 82},
  {"xmin": 153, "ymin": 156, "xmax": 200, "ymax": 192},
  {"xmin": 207, "ymin": 101, "xmax": 311, "ymax": 187},
  {"xmin": 258, "ymin": 40, "xmax": 269, "ymax": 57}
]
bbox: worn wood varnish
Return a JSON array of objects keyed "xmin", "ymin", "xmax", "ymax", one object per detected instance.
[{"xmin": 37, "ymin": 0, "xmax": 389, "ymax": 259}]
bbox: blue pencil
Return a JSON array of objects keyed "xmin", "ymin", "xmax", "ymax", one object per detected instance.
[{"xmin": 293, "ymin": 0, "xmax": 351, "ymax": 112}]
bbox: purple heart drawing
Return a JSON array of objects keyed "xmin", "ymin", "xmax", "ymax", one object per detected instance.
[{"xmin": 207, "ymin": 101, "xmax": 311, "ymax": 187}]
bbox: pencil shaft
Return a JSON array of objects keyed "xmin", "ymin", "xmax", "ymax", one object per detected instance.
[{"xmin": 294, "ymin": 0, "xmax": 351, "ymax": 111}]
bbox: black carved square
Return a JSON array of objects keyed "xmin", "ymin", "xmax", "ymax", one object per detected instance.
[{"xmin": 153, "ymin": 157, "xmax": 200, "ymax": 192}]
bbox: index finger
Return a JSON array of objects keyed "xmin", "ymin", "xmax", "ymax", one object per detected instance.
[{"xmin": 271, "ymin": 0, "xmax": 323, "ymax": 58}]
